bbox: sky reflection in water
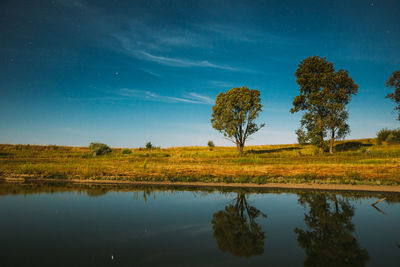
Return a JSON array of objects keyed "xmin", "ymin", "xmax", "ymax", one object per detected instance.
[{"xmin": 0, "ymin": 182, "xmax": 399, "ymax": 266}]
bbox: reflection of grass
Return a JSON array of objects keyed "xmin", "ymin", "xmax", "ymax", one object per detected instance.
[
  {"xmin": 1, "ymin": 138, "xmax": 400, "ymax": 185},
  {"xmin": 1, "ymin": 181, "xmax": 400, "ymax": 202}
]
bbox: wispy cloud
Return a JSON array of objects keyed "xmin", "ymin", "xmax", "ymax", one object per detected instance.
[
  {"xmin": 115, "ymin": 35, "xmax": 242, "ymax": 71},
  {"xmin": 65, "ymin": 89, "xmax": 214, "ymax": 105},
  {"xmin": 209, "ymin": 81, "xmax": 235, "ymax": 88},
  {"xmin": 160, "ymin": 36, "xmax": 200, "ymax": 47},
  {"xmin": 119, "ymin": 88, "xmax": 214, "ymax": 105},
  {"xmin": 136, "ymin": 50, "xmax": 240, "ymax": 71},
  {"xmin": 64, "ymin": 96, "xmax": 127, "ymax": 103},
  {"xmin": 193, "ymin": 23, "xmax": 262, "ymax": 43},
  {"xmin": 139, "ymin": 68, "xmax": 161, "ymax": 78},
  {"xmin": 186, "ymin": 93, "xmax": 214, "ymax": 105},
  {"xmin": 54, "ymin": 0, "xmax": 302, "ymax": 70},
  {"xmin": 55, "ymin": 1, "xmax": 254, "ymax": 71},
  {"xmin": 193, "ymin": 23, "xmax": 297, "ymax": 45}
]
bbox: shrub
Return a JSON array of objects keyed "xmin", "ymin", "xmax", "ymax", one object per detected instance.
[
  {"xmin": 89, "ymin": 142, "xmax": 111, "ymax": 156},
  {"xmin": 393, "ymin": 129, "xmax": 400, "ymax": 140},
  {"xmin": 377, "ymin": 128, "xmax": 392, "ymax": 143},
  {"xmin": 376, "ymin": 128, "xmax": 400, "ymax": 144},
  {"xmin": 386, "ymin": 134, "xmax": 395, "ymax": 145},
  {"xmin": 122, "ymin": 149, "xmax": 132, "ymax": 154},
  {"xmin": 207, "ymin": 140, "xmax": 215, "ymax": 151},
  {"xmin": 386, "ymin": 132, "xmax": 400, "ymax": 145},
  {"xmin": 145, "ymin": 142, "xmax": 153, "ymax": 150}
]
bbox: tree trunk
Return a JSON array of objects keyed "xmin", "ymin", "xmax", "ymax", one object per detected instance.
[
  {"xmin": 236, "ymin": 143, "xmax": 244, "ymax": 154},
  {"xmin": 329, "ymin": 130, "xmax": 335, "ymax": 154},
  {"xmin": 318, "ymin": 128, "xmax": 324, "ymax": 154},
  {"xmin": 333, "ymin": 195, "xmax": 339, "ymax": 213}
]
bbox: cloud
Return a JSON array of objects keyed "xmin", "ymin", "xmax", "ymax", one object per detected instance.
[
  {"xmin": 193, "ymin": 23, "xmax": 262, "ymax": 43},
  {"xmin": 54, "ymin": 1, "xmax": 251, "ymax": 71},
  {"xmin": 65, "ymin": 89, "xmax": 214, "ymax": 105},
  {"xmin": 137, "ymin": 50, "xmax": 240, "ymax": 71},
  {"xmin": 140, "ymin": 68, "xmax": 161, "ymax": 78},
  {"xmin": 115, "ymin": 35, "xmax": 242, "ymax": 71},
  {"xmin": 209, "ymin": 81, "xmax": 235, "ymax": 88},
  {"xmin": 65, "ymin": 96, "xmax": 127, "ymax": 103},
  {"xmin": 54, "ymin": 1, "xmax": 298, "ymax": 70},
  {"xmin": 193, "ymin": 23, "xmax": 296, "ymax": 45},
  {"xmin": 186, "ymin": 93, "xmax": 214, "ymax": 104},
  {"xmin": 119, "ymin": 88, "xmax": 214, "ymax": 105}
]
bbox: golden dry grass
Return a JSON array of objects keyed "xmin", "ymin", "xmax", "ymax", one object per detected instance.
[{"xmin": 0, "ymin": 139, "xmax": 399, "ymax": 185}]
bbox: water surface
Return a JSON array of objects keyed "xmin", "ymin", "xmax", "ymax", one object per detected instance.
[{"xmin": 0, "ymin": 182, "xmax": 399, "ymax": 266}]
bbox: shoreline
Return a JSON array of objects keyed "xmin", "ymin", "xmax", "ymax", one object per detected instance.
[{"xmin": 2, "ymin": 177, "xmax": 400, "ymax": 193}]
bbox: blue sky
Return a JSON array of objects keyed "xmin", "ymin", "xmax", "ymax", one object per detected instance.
[{"xmin": 1, "ymin": 0, "xmax": 399, "ymax": 147}]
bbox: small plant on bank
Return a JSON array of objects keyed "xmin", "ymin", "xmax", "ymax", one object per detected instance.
[
  {"xmin": 122, "ymin": 149, "xmax": 132, "ymax": 154},
  {"xmin": 208, "ymin": 140, "xmax": 215, "ymax": 151},
  {"xmin": 89, "ymin": 142, "xmax": 111, "ymax": 156},
  {"xmin": 146, "ymin": 142, "xmax": 153, "ymax": 150}
]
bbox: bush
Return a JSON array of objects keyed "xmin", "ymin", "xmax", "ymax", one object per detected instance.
[
  {"xmin": 394, "ymin": 130, "xmax": 400, "ymax": 140},
  {"xmin": 89, "ymin": 142, "xmax": 111, "ymax": 156},
  {"xmin": 377, "ymin": 128, "xmax": 392, "ymax": 144},
  {"xmin": 386, "ymin": 132, "xmax": 400, "ymax": 145},
  {"xmin": 122, "ymin": 149, "xmax": 132, "ymax": 154},
  {"xmin": 376, "ymin": 128, "xmax": 400, "ymax": 145},
  {"xmin": 145, "ymin": 142, "xmax": 153, "ymax": 149},
  {"xmin": 207, "ymin": 140, "xmax": 215, "ymax": 151}
]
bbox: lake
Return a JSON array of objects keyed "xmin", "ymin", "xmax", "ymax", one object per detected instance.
[{"xmin": 0, "ymin": 181, "xmax": 399, "ymax": 266}]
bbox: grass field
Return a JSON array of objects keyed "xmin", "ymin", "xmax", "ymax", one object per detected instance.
[{"xmin": 1, "ymin": 138, "xmax": 400, "ymax": 186}]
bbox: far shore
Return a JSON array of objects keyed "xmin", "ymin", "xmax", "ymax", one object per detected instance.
[
  {"xmin": 2, "ymin": 177, "xmax": 400, "ymax": 193},
  {"xmin": 1, "ymin": 140, "xmax": 400, "ymax": 191}
]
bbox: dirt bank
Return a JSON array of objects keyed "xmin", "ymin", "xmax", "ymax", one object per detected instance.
[{"xmin": 2, "ymin": 177, "xmax": 400, "ymax": 193}]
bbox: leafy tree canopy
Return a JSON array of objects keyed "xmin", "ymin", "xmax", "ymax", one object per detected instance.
[
  {"xmin": 145, "ymin": 142, "xmax": 153, "ymax": 149},
  {"xmin": 291, "ymin": 56, "xmax": 358, "ymax": 153},
  {"xmin": 295, "ymin": 193, "xmax": 369, "ymax": 266},
  {"xmin": 386, "ymin": 70, "xmax": 400, "ymax": 121},
  {"xmin": 211, "ymin": 193, "xmax": 266, "ymax": 258},
  {"xmin": 207, "ymin": 140, "xmax": 215, "ymax": 151},
  {"xmin": 211, "ymin": 87, "xmax": 265, "ymax": 154}
]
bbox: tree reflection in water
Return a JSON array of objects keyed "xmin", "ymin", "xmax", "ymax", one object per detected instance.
[
  {"xmin": 295, "ymin": 193, "xmax": 369, "ymax": 267},
  {"xmin": 211, "ymin": 192, "xmax": 266, "ymax": 258}
]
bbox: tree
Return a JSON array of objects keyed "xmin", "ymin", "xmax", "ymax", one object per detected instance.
[
  {"xmin": 211, "ymin": 87, "xmax": 265, "ymax": 154},
  {"xmin": 207, "ymin": 140, "xmax": 215, "ymax": 151},
  {"xmin": 386, "ymin": 70, "xmax": 400, "ymax": 121},
  {"xmin": 211, "ymin": 193, "xmax": 266, "ymax": 258},
  {"xmin": 294, "ymin": 192, "xmax": 369, "ymax": 266},
  {"xmin": 145, "ymin": 141, "xmax": 153, "ymax": 149},
  {"xmin": 290, "ymin": 56, "xmax": 358, "ymax": 154}
]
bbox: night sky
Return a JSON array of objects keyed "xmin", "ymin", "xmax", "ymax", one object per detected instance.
[{"xmin": 1, "ymin": 0, "xmax": 399, "ymax": 147}]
